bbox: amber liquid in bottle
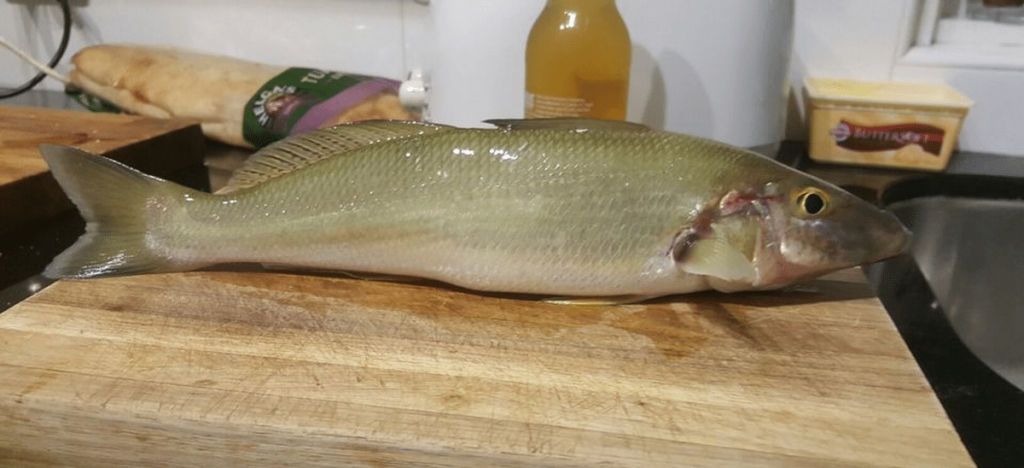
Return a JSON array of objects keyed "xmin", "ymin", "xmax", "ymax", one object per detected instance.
[{"xmin": 525, "ymin": 0, "xmax": 631, "ymax": 120}]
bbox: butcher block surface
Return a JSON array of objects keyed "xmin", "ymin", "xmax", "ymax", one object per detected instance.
[
  {"xmin": 0, "ymin": 105, "xmax": 203, "ymax": 232},
  {"xmin": 0, "ymin": 268, "xmax": 972, "ymax": 467}
]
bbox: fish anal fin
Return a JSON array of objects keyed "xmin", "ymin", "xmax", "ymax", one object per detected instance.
[
  {"xmin": 217, "ymin": 120, "xmax": 453, "ymax": 194},
  {"xmin": 485, "ymin": 118, "xmax": 653, "ymax": 133},
  {"xmin": 543, "ymin": 295, "xmax": 656, "ymax": 306},
  {"xmin": 260, "ymin": 264, "xmax": 427, "ymax": 284}
]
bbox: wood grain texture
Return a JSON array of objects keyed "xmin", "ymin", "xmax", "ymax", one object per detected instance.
[
  {"xmin": 0, "ymin": 105, "xmax": 204, "ymax": 232},
  {"xmin": 0, "ymin": 269, "xmax": 973, "ymax": 467}
]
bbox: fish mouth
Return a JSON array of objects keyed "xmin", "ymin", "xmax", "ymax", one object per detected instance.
[
  {"xmin": 831, "ymin": 221, "xmax": 913, "ymax": 278},
  {"xmin": 865, "ymin": 212, "xmax": 914, "ymax": 264},
  {"xmin": 894, "ymin": 227, "xmax": 914, "ymax": 255}
]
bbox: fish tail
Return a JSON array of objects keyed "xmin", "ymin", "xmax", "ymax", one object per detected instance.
[{"xmin": 40, "ymin": 145, "xmax": 182, "ymax": 279}]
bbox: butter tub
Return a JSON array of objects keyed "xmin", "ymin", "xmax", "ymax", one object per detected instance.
[{"xmin": 804, "ymin": 78, "xmax": 972, "ymax": 171}]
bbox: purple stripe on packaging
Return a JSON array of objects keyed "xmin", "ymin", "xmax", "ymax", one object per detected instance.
[{"xmin": 290, "ymin": 79, "xmax": 402, "ymax": 136}]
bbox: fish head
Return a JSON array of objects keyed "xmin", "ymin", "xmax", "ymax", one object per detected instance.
[
  {"xmin": 677, "ymin": 172, "xmax": 911, "ymax": 292},
  {"xmin": 747, "ymin": 176, "xmax": 912, "ymax": 288}
]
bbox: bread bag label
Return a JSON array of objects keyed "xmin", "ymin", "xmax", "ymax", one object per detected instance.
[
  {"xmin": 65, "ymin": 87, "xmax": 123, "ymax": 113},
  {"xmin": 243, "ymin": 68, "xmax": 402, "ymax": 148}
]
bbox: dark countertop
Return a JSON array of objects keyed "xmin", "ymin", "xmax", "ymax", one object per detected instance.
[{"xmin": 2, "ymin": 91, "xmax": 1022, "ymax": 467}]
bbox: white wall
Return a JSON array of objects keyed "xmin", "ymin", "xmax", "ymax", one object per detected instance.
[
  {"xmin": 423, "ymin": 0, "xmax": 795, "ymax": 153},
  {"xmin": 788, "ymin": 0, "xmax": 1024, "ymax": 157},
  {"xmin": 894, "ymin": 51, "xmax": 1024, "ymax": 158},
  {"xmin": 2, "ymin": 0, "xmax": 1020, "ymax": 156},
  {"xmin": 1, "ymin": 0, "xmax": 416, "ymax": 86},
  {"xmin": 787, "ymin": 0, "xmax": 919, "ymax": 139}
]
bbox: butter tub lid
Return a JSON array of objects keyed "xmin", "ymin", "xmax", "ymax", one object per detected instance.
[{"xmin": 804, "ymin": 77, "xmax": 973, "ymax": 113}]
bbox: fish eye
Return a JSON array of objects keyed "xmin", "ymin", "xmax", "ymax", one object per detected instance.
[{"xmin": 795, "ymin": 188, "xmax": 830, "ymax": 217}]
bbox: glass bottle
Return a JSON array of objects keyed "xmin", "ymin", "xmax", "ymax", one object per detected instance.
[{"xmin": 525, "ymin": 0, "xmax": 631, "ymax": 120}]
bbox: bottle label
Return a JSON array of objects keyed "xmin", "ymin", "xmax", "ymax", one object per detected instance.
[
  {"xmin": 525, "ymin": 92, "xmax": 594, "ymax": 118},
  {"xmin": 243, "ymin": 68, "xmax": 402, "ymax": 148}
]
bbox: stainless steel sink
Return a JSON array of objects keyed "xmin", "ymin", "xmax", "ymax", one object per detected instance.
[
  {"xmin": 877, "ymin": 195, "xmax": 1024, "ymax": 391},
  {"xmin": 861, "ymin": 174, "xmax": 1024, "ymax": 467}
]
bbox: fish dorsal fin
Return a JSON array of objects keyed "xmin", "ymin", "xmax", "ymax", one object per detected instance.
[
  {"xmin": 218, "ymin": 121, "xmax": 453, "ymax": 194},
  {"xmin": 484, "ymin": 118, "xmax": 653, "ymax": 133}
]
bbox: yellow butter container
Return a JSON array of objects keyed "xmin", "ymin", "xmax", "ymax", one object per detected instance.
[{"xmin": 804, "ymin": 78, "xmax": 972, "ymax": 171}]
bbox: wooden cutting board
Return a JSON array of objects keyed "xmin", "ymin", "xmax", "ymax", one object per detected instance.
[
  {"xmin": 0, "ymin": 268, "xmax": 974, "ymax": 467},
  {"xmin": 0, "ymin": 105, "xmax": 204, "ymax": 233}
]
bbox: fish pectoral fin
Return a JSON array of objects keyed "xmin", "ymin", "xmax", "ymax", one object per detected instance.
[
  {"xmin": 484, "ymin": 118, "xmax": 653, "ymax": 133},
  {"xmin": 678, "ymin": 237, "xmax": 758, "ymax": 284}
]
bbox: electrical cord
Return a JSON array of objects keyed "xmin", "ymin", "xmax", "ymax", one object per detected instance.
[{"xmin": 0, "ymin": 0, "xmax": 72, "ymax": 99}]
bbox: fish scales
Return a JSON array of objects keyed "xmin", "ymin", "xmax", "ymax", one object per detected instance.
[{"xmin": 183, "ymin": 130, "xmax": 712, "ymax": 293}]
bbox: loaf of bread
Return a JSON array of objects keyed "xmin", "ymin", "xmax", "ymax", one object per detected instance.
[{"xmin": 68, "ymin": 44, "xmax": 418, "ymax": 148}]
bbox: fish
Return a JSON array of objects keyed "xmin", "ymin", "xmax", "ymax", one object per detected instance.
[{"xmin": 39, "ymin": 119, "xmax": 910, "ymax": 300}]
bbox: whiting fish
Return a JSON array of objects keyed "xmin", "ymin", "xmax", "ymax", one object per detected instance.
[{"xmin": 40, "ymin": 119, "xmax": 910, "ymax": 301}]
